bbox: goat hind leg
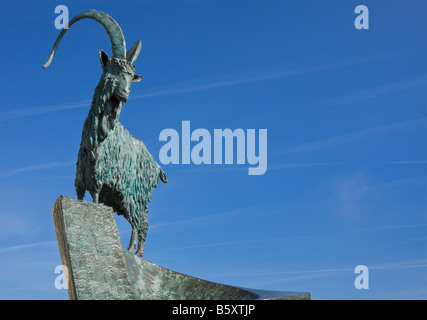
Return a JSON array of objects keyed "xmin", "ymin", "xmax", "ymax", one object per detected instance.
[
  {"xmin": 135, "ymin": 228, "xmax": 147, "ymax": 257},
  {"xmin": 127, "ymin": 227, "xmax": 137, "ymax": 252},
  {"xmin": 135, "ymin": 215, "xmax": 148, "ymax": 257}
]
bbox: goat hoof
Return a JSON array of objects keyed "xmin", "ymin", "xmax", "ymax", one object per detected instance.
[{"xmin": 135, "ymin": 250, "xmax": 144, "ymax": 257}]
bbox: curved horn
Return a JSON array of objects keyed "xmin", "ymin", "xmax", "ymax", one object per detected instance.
[
  {"xmin": 126, "ymin": 40, "xmax": 142, "ymax": 65},
  {"xmin": 43, "ymin": 9, "xmax": 126, "ymax": 69}
]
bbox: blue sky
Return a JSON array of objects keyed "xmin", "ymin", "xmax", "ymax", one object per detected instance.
[{"xmin": 0, "ymin": 0, "xmax": 426, "ymax": 300}]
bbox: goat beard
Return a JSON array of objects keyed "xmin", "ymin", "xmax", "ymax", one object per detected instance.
[{"xmin": 109, "ymin": 96, "xmax": 123, "ymax": 120}]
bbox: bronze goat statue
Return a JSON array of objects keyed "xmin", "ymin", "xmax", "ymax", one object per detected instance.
[{"xmin": 43, "ymin": 10, "xmax": 167, "ymax": 257}]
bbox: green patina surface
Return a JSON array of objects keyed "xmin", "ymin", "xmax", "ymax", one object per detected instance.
[
  {"xmin": 44, "ymin": 10, "xmax": 167, "ymax": 257},
  {"xmin": 53, "ymin": 196, "xmax": 136, "ymax": 300},
  {"xmin": 53, "ymin": 196, "xmax": 310, "ymax": 300}
]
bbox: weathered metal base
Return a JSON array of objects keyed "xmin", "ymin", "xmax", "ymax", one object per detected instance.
[{"xmin": 52, "ymin": 195, "xmax": 310, "ymax": 300}]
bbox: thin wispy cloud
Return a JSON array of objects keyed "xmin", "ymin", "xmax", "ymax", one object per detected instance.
[
  {"xmin": 186, "ymin": 162, "xmax": 354, "ymax": 172},
  {"xmin": 187, "ymin": 160, "xmax": 425, "ymax": 173},
  {"xmin": 236, "ymin": 261, "xmax": 427, "ymax": 290},
  {"xmin": 1, "ymin": 63, "xmax": 341, "ymax": 122},
  {"xmin": 0, "ymin": 214, "xmax": 43, "ymax": 239},
  {"xmin": 380, "ymin": 160, "xmax": 427, "ymax": 165},
  {"xmin": 161, "ymin": 223, "xmax": 425, "ymax": 252},
  {"xmin": 0, "ymin": 285, "xmax": 55, "ymax": 293},
  {"xmin": 344, "ymin": 224, "xmax": 426, "ymax": 234},
  {"xmin": 313, "ymin": 75, "xmax": 427, "ymax": 107},
  {"xmin": 0, "ymin": 241, "xmax": 57, "ymax": 253},
  {"xmin": 130, "ymin": 50, "xmax": 412, "ymax": 100},
  {"xmin": 359, "ymin": 236, "xmax": 427, "ymax": 257},
  {"xmin": 131, "ymin": 60, "xmax": 359, "ymax": 100},
  {"xmin": 150, "ymin": 205, "xmax": 268, "ymax": 233},
  {"xmin": 188, "ymin": 161, "xmax": 425, "ymax": 172},
  {"xmin": 281, "ymin": 118, "xmax": 426, "ymax": 154},
  {"xmin": 323, "ymin": 170, "xmax": 426, "ymax": 218},
  {"xmin": 0, "ymin": 100, "xmax": 90, "ymax": 122},
  {"xmin": 209, "ymin": 259, "xmax": 427, "ymax": 280},
  {"xmin": 0, "ymin": 161, "xmax": 75, "ymax": 178},
  {"xmin": 367, "ymin": 175, "xmax": 426, "ymax": 191},
  {"xmin": 268, "ymin": 162, "xmax": 352, "ymax": 170},
  {"xmin": 162, "ymin": 235, "xmax": 314, "ymax": 251},
  {"xmin": 0, "ymin": 51, "xmax": 406, "ymax": 122}
]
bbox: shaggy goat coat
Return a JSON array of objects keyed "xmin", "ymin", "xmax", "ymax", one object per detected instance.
[{"xmin": 75, "ymin": 63, "xmax": 166, "ymax": 248}]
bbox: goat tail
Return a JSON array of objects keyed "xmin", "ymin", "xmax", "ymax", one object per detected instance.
[{"xmin": 159, "ymin": 169, "xmax": 168, "ymax": 183}]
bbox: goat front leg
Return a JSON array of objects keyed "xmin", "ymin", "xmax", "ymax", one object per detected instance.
[
  {"xmin": 127, "ymin": 227, "xmax": 137, "ymax": 252},
  {"xmin": 135, "ymin": 212, "xmax": 148, "ymax": 257},
  {"xmin": 76, "ymin": 187, "xmax": 85, "ymax": 200}
]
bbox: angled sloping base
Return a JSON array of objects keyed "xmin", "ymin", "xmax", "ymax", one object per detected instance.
[{"xmin": 53, "ymin": 195, "xmax": 310, "ymax": 300}]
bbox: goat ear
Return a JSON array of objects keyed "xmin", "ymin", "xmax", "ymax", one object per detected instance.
[
  {"xmin": 99, "ymin": 50, "xmax": 109, "ymax": 67},
  {"xmin": 132, "ymin": 74, "xmax": 143, "ymax": 83}
]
